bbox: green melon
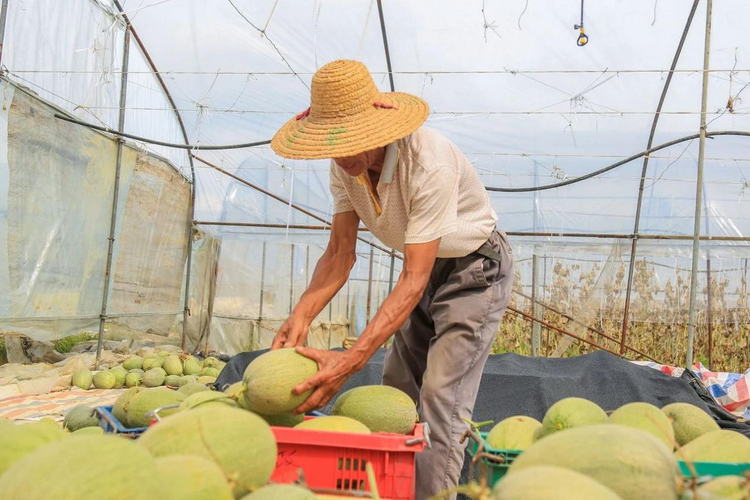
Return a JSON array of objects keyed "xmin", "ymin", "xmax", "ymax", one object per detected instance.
[
  {"xmin": 165, "ymin": 375, "xmax": 183, "ymax": 388},
  {"xmin": 508, "ymin": 424, "xmax": 680, "ymax": 500},
  {"xmin": 125, "ymin": 371, "xmax": 143, "ymax": 388},
  {"xmin": 183, "ymin": 357, "xmax": 202, "ymax": 376},
  {"xmin": 143, "ymin": 356, "xmax": 163, "ymax": 371},
  {"xmin": 156, "ymin": 455, "xmax": 233, "ymax": 500},
  {"xmin": 662, "ymin": 403, "xmax": 720, "ymax": 446},
  {"xmin": 541, "ymin": 397, "xmax": 608, "ymax": 436},
  {"xmin": 143, "ymin": 368, "xmax": 166, "ymax": 387},
  {"xmin": 113, "ymin": 387, "xmax": 144, "ymax": 426},
  {"xmin": 129, "ymin": 368, "xmax": 145, "ymax": 376},
  {"xmin": 295, "ymin": 416, "xmax": 371, "ymax": 434},
  {"xmin": 532, "ymin": 425, "xmax": 546, "ymax": 442},
  {"xmin": 609, "ymin": 402, "xmax": 675, "ymax": 450},
  {"xmin": 677, "ymin": 430, "xmax": 750, "ymax": 463},
  {"xmin": 242, "ymin": 348, "xmax": 318, "ymax": 415},
  {"xmin": 492, "ymin": 465, "xmax": 622, "ymax": 500},
  {"xmin": 196, "ymin": 376, "xmax": 217, "ymax": 385},
  {"xmin": 63, "ymin": 405, "xmax": 99, "ymax": 432},
  {"xmin": 333, "ymin": 385, "xmax": 417, "ymax": 434},
  {"xmin": 181, "ymin": 375, "xmax": 198, "ymax": 385},
  {"xmin": 258, "ymin": 412, "xmax": 304, "ymax": 427},
  {"xmin": 123, "ymin": 356, "xmax": 144, "ymax": 371},
  {"xmin": 202, "ymin": 356, "xmax": 222, "ymax": 369},
  {"xmin": 93, "ymin": 371, "xmax": 117, "ymax": 389},
  {"xmin": 241, "ymin": 484, "xmax": 316, "ymax": 499},
  {"xmin": 158, "ymin": 350, "xmax": 171, "ymax": 357},
  {"xmin": 0, "ymin": 434, "xmax": 159, "ymax": 499},
  {"xmin": 127, "ymin": 387, "xmax": 185, "ymax": 428},
  {"xmin": 224, "ymin": 382, "xmax": 247, "ymax": 408},
  {"xmin": 164, "ymin": 355, "xmax": 184, "ymax": 376},
  {"xmin": 138, "ymin": 406, "xmax": 277, "ymax": 497},
  {"xmin": 109, "ymin": 368, "xmax": 126, "ymax": 389},
  {"xmin": 486, "ymin": 416, "xmax": 542, "ymax": 451},
  {"xmin": 179, "ymin": 382, "xmax": 212, "ymax": 396},
  {"xmin": 179, "ymin": 391, "xmax": 238, "ymax": 411},
  {"xmin": 72, "ymin": 426, "xmax": 104, "ymax": 436},
  {"xmin": 200, "ymin": 367, "xmax": 220, "ymax": 378},
  {"xmin": 72, "ymin": 369, "xmax": 93, "ymax": 390},
  {"xmin": 696, "ymin": 476, "xmax": 748, "ymax": 500},
  {"xmin": 0, "ymin": 419, "xmax": 67, "ymax": 475}
]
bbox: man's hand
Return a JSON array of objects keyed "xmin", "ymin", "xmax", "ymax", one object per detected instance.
[
  {"xmin": 271, "ymin": 315, "xmax": 310, "ymax": 350},
  {"xmin": 292, "ymin": 347, "xmax": 362, "ymax": 414}
]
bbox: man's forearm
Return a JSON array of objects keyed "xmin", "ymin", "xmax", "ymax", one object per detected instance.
[
  {"xmin": 346, "ymin": 271, "xmax": 426, "ymax": 370},
  {"xmin": 292, "ymin": 250, "xmax": 355, "ymax": 323}
]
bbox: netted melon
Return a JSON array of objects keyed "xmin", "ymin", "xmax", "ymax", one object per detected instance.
[
  {"xmin": 125, "ymin": 371, "xmax": 143, "ymax": 388},
  {"xmin": 259, "ymin": 412, "xmax": 304, "ymax": 427},
  {"xmin": 179, "ymin": 391, "xmax": 238, "ymax": 410},
  {"xmin": 113, "ymin": 387, "xmax": 144, "ymax": 426},
  {"xmin": 202, "ymin": 356, "xmax": 222, "ymax": 369},
  {"xmin": 123, "ymin": 356, "xmax": 144, "ymax": 371},
  {"xmin": 243, "ymin": 348, "xmax": 318, "ymax": 415},
  {"xmin": 181, "ymin": 375, "xmax": 198, "ymax": 385},
  {"xmin": 143, "ymin": 368, "xmax": 166, "ymax": 387},
  {"xmin": 63, "ymin": 405, "xmax": 99, "ymax": 431},
  {"xmin": 127, "ymin": 387, "xmax": 185, "ymax": 428},
  {"xmin": 508, "ymin": 424, "xmax": 680, "ymax": 500},
  {"xmin": 183, "ymin": 357, "xmax": 201, "ymax": 376},
  {"xmin": 72, "ymin": 426, "xmax": 104, "ymax": 436},
  {"xmin": 241, "ymin": 484, "xmax": 316, "ymax": 499},
  {"xmin": 156, "ymin": 455, "xmax": 233, "ymax": 500},
  {"xmin": 109, "ymin": 368, "xmax": 126, "ymax": 389},
  {"xmin": 333, "ymin": 385, "xmax": 417, "ymax": 434},
  {"xmin": 200, "ymin": 367, "xmax": 220, "ymax": 378},
  {"xmin": 541, "ymin": 397, "xmax": 607, "ymax": 436},
  {"xmin": 165, "ymin": 375, "xmax": 183, "ymax": 388},
  {"xmin": 295, "ymin": 416, "xmax": 370, "ymax": 434},
  {"xmin": 662, "ymin": 402, "xmax": 720, "ymax": 447},
  {"xmin": 0, "ymin": 434, "xmax": 159, "ymax": 499},
  {"xmin": 72, "ymin": 368, "xmax": 93, "ymax": 390},
  {"xmin": 196, "ymin": 376, "xmax": 217, "ymax": 385},
  {"xmin": 609, "ymin": 402, "xmax": 675, "ymax": 450},
  {"xmin": 0, "ymin": 419, "xmax": 67, "ymax": 475},
  {"xmin": 532, "ymin": 425, "xmax": 546, "ymax": 442},
  {"xmin": 486, "ymin": 416, "xmax": 542, "ymax": 450},
  {"xmin": 179, "ymin": 382, "xmax": 212, "ymax": 396},
  {"xmin": 695, "ymin": 475, "xmax": 748, "ymax": 500},
  {"xmin": 224, "ymin": 382, "xmax": 247, "ymax": 408},
  {"xmin": 158, "ymin": 350, "xmax": 171, "ymax": 357},
  {"xmin": 677, "ymin": 430, "xmax": 750, "ymax": 463},
  {"xmin": 138, "ymin": 406, "xmax": 277, "ymax": 497},
  {"xmin": 164, "ymin": 355, "xmax": 184, "ymax": 376},
  {"xmin": 492, "ymin": 465, "xmax": 622, "ymax": 499},
  {"xmin": 143, "ymin": 356, "xmax": 163, "ymax": 371},
  {"xmin": 93, "ymin": 371, "xmax": 117, "ymax": 389}
]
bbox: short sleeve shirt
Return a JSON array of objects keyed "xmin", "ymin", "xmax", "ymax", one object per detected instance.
[{"xmin": 329, "ymin": 127, "xmax": 497, "ymax": 258}]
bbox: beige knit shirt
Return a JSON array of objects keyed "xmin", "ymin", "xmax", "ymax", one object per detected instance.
[{"xmin": 330, "ymin": 127, "xmax": 497, "ymax": 258}]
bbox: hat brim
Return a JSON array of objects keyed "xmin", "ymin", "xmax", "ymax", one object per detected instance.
[{"xmin": 270, "ymin": 92, "xmax": 429, "ymax": 160}]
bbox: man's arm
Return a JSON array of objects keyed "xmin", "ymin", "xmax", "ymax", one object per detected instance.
[
  {"xmin": 291, "ymin": 239, "xmax": 440, "ymax": 413},
  {"xmin": 271, "ymin": 211, "xmax": 360, "ymax": 349}
]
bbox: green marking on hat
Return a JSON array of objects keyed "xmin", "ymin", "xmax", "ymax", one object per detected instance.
[{"xmin": 327, "ymin": 127, "xmax": 348, "ymax": 147}]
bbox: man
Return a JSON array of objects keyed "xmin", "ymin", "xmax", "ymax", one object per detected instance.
[{"xmin": 269, "ymin": 60, "xmax": 513, "ymax": 499}]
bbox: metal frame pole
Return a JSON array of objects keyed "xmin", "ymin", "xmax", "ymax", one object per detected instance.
[
  {"xmin": 0, "ymin": 0, "xmax": 9, "ymax": 66},
  {"xmin": 388, "ymin": 253, "xmax": 395, "ymax": 294},
  {"xmin": 687, "ymin": 0, "xmax": 713, "ymax": 367},
  {"xmin": 95, "ymin": 26, "xmax": 131, "ymax": 368},
  {"xmin": 531, "ymin": 254, "xmax": 541, "ymax": 356},
  {"xmin": 702, "ymin": 182, "xmax": 714, "ymax": 370},
  {"xmin": 366, "ymin": 247, "xmax": 375, "ymax": 324},
  {"xmin": 620, "ymin": 0, "xmax": 701, "ymax": 355}
]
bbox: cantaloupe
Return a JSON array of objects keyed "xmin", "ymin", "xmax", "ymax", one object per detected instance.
[
  {"xmin": 492, "ymin": 465, "xmax": 622, "ymax": 499},
  {"xmin": 243, "ymin": 348, "xmax": 318, "ymax": 415},
  {"xmin": 677, "ymin": 430, "xmax": 750, "ymax": 463},
  {"xmin": 72, "ymin": 369, "xmax": 93, "ymax": 390},
  {"xmin": 259, "ymin": 412, "xmax": 304, "ymax": 427},
  {"xmin": 0, "ymin": 434, "xmax": 159, "ymax": 499},
  {"xmin": 179, "ymin": 391, "xmax": 238, "ymax": 410},
  {"xmin": 109, "ymin": 368, "xmax": 126, "ymax": 389},
  {"xmin": 156, "ymin": 455, "xmax": 233, "ymax": 500},
  {"xmin": 93, "ymin": 370, "xmax": 117, "ymax": 389},
  {"xmin": 139, "ymin": 406, "xmax": 276, "ymax": 497},
  {"xmin": 72, "ymin": 426, "xmax": 103, "ymax": 436},
  {"xmin": 224, "ymin": 382, "xmax": 247, "ymax": 408},
  {"xmin": 486, "ymin": 416, "xmax": 542, "ymax": 450},
  {"xmin": 63, "ymin": 405, "xmax": 99, "ymax": 431},
  {"xmin": 200, "ymin": 367, "xmax": 220, "ymax": 378},
  {"xmin": 179, "ymin": 382, "xmax": 212, "ymax": 396},
  {"xmin": 0, "ymin": 419, "xmax": 67, "ymax": 475},
  {"xmin": 662, "ymin": 403, "xmax": 720, "ymax": 446},
  {"xmin": 113, "ymin": 387, "xmax": 144, "ymax": 426},
  {"xmin": 508, "ymin": 424, "xmax": 680, "ymax": 500},
  {"xmin": 126, "ymin": 387, "xmax": 185, "ymax": 428},
  {"xmin": 183, "ymin": 357, "xmax": 201, "ymax": 376},
  {"xmin": 125, "ymin": 371, "xmax": 143, "ymax": 388},
  {"xmin": 333, "ymin": 385, "xmax": 417, "ymax": 434},
  {"xmin": 295, "ymin": 416, "xmax": 371, "ymax": 434},
  {"xmin": 196, "ymin": 376, "xmax": 217, "ymax": 385},
  {"xmin": 165, "ymin": 375, "xmax": 183, "ymax": 388},
  {"xmin": 143, "ymin": 357, "xmax": 163, "ymax": 371},
  {"xmin": 123, "ymin": 356, "xmax": 144, "ymax": 370},
  {"xmin": 541, "ymin": 397, "xmax": 607, "ymax": 436},
  {"xmin": 609, "ymin": 402, "xmax": 675, "ymax": 449},
  {"xmin": 163, "ymin": 355, "xmax": 184, "ymax": 376},
  {"xmin": 143, "ymin": 368, "xmax": 166, "ymax": 387},
  {"xmin": 241, "ymin": 484, "xmax": 316, "ymax": 499},
  {"xmin": 695, "ymin": 475, "xmax": 748, "ymax": 500}
]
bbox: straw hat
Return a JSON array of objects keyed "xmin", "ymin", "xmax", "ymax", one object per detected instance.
[{"xmin": 271, "ymin": 60, "xmax": 430, "ymax": 160}]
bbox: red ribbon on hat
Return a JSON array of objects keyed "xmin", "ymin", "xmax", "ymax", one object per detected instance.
[
  {"xmin": 373, "ymin": 101, "xmax": 398, "ymax": 110},
  {"xmin": 296, "ymin": 107, "xmax": 311, "ymax": 120}
]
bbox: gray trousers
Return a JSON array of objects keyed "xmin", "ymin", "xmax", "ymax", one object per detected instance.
[{"xmin": 383, "ymin": 229, "xmax": 513, "ymax": 500}]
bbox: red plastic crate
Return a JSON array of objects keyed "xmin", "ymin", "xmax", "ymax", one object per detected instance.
[{"xmin": 271, "ymin": 421, "xmax": 429, "ymax": 500}]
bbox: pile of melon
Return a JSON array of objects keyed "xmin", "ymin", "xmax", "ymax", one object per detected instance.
[
  {"xmin": 0, "ymin": 348, "xmax": 420, "ymax": 499},
  {"xmin": 483, "ymin": 397, "xmax": 750, "ymax": 499},
  {"xmin": 71, "ymin": 352, "xmax": 225, "ymax": 391}
]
